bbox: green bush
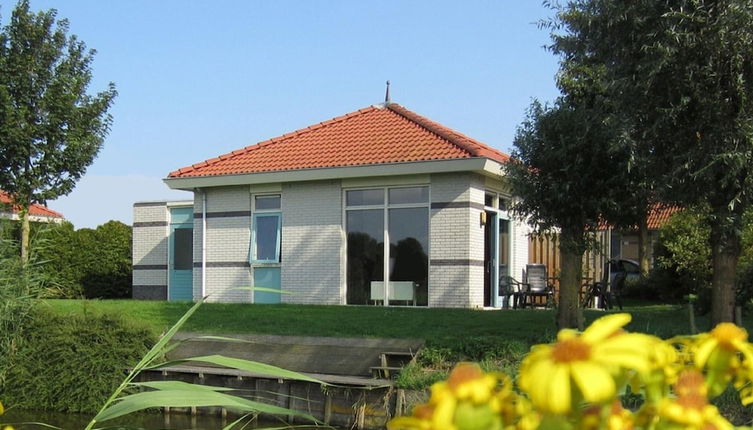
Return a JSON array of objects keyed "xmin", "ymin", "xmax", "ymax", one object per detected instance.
[
  {"xmin": 396, "ymin": 338, "xmax": 533, "ymax": 390},
  {"xmin": 643, "ymin": 207, "xmax": 753, "ymax": 314},
  {"xmin": 652, "ymin": 208, "xmax": 712, "ymax": 301},
  {"xmin": 1, "ymin": 307, "xmax": 154, "ymax": 413},
  {"xmin": 38, "ymin": 220, "xmax": 132, "ymax": 298}
]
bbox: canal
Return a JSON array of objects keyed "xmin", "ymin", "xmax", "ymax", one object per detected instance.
[{"xmin": 1, "ymin": 408, "xmax": 294, "ymax": 429}]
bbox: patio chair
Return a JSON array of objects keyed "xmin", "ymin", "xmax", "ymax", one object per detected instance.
[
  {"xmin": 580, "ymin": 259, "xmax": 628, "ymax": 310},
  {"xmin": 521, "ymin": 264, "xmax": 555, "ymax": 309},
  {"xmin": 499, "ymin": 275, "xmax": 527, "ymax": 309}
]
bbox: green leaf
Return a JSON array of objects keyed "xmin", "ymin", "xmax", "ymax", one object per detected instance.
[
  {"xmin": 221, "ymin": 413, "xmax": 256, "ymax": 430},
  {"xmin": 0, "ymin": 422, "xmax": 60, "ymax": 430},
  {"xmin": 131, "ymin": 380, "xmax": 236, "ymax": 392},
  {"xmin": 93, "ymin": 390, "xmax": 317, "ymax": 423},
  {"xmin": 147, "ymin": 354, "xmax": 325, "ymax": 385}
]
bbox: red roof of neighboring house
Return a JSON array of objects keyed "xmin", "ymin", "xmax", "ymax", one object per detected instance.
[
  {"xmin": 169, "ymin": 103, "xmax": 510, "ymax": 178},
  {"xmin": 598, "ymin": 204, "xmax": 681, "ymax": 231},
  {"xmin": 0, "ymin": 192, "xmax": 64, "ymax": 219},
  {"xmin": 646, "ymin": 204, "xmax": 681, "ymax": 229}
]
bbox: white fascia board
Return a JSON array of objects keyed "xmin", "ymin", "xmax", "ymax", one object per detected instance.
[
  {"xmin": 480, "ymin": 159, "xmax": 505, "ymax": 179},
  {"xmin": 164, "ymin": 158, "xmax": 496, "ymax": 191},
  {"xmin": 166, "ymin": 200, "xmax": 195, "ymax": 208},
  {"xmin": 0, "ymin": 212, "xmax": 63, "ymax": 223}
]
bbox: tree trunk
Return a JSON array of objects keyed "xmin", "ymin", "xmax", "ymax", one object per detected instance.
[
  {"xmin": 709, "ymin": 224, "xmax": 740, "ymax": 326},
  {"xmin": 557, "ymin": 228, "xmax": 584, "ymax": 331},
  {"xmin": 20, "ymin": 207, "xmax": 30, "ymax": 264},
  {"xmin": 637, "ymin": 217, "xmax": 650, "ymax": 276}
]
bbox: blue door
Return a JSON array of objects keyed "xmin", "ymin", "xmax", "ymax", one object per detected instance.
[{"xmin": 169, "ymin": 207, "xmax": 193, "ymax": 301}]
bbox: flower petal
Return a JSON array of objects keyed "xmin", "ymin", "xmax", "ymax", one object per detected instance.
[
  {"xmin": 581, "ymin": 313, "xmax": 632, "ymax": 343},
  {"xmin": 571, "ymin": 361, "xmax": 616, "ymax": 403}
]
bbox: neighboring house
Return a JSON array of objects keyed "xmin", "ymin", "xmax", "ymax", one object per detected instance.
[
  {"xmin": 528, "ymin": 204, "xmax": 681, "ymax": 284},
  {"xmin": 132, "ymin": 102, "xmax": 530, "ymax": 308},
  {"xmin": 0, "ymin": 191, "xmax": 65, "ymax": 223},
  {"xmin": 604, "ymin": 204, "xmax": 681, "ymax": 264}
]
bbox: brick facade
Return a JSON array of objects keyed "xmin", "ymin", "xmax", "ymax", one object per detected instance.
[
  {"xmin": 133, "ymin": 174, "xmax": 527, "ymax": 308},
  {"xmin": 132, "ymin": 202, "xmax": 169, "ymax": 300},
  {"xmin": 192, "ymin": 186, "xmax": 252, "ymax": 303},
  {"xmin": 280, "ymin": 180, "xmax": 342, "ymax": 305}
]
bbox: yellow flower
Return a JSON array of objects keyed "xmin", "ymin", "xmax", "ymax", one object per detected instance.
[
  {"xmin": 656, "ymin": 370, "xmax": 733, "ymax": 430},
  {"xmin": 387, "ymin": 363, "xmax": 514, "ymax": 430},
  {"xmin": 518, "ymin": 313, "xmax": 659, "ymax": 415},
  {"xmin": 636, "ymin": 339, "xmax": 681, "ymax": 405},
  {"xmin": 581, "ymin": 400, "xmax": 634, "ymax": 430},
  {"xmin": 692, "ymin": 322, "xmax": 753, "ymax": 397},
  {"xmin": 694, "ymin": 323, "xmax": 753, "ymax": 369}
]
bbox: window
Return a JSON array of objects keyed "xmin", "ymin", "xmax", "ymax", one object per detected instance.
[
  {"xmin": 346, "ymin": 189, "xmax": 384, "ymax": 206},
  {"xmin": 173, "ymin": 228, "xmax": 193, "ymax": 270},
  {"xmin": 345, "ymin": 186, "xmax": 429, "ymax": 306},
  {"xmin": 255, "ymin": 195, "xmax": 280, "ymax": 210},
  {"xmin": 251, "ymin": 194, "xmax": 281, "ymax": 263}
]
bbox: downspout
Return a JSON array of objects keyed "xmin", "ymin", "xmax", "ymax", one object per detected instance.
[{"xmin": 201, "ymin": 189, "xmax": 207, "ymax": 297}]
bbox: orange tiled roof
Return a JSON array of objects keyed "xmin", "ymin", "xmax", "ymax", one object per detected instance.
[
  {"xmin": 647, "ymin": 204, "xmax": 681, "ymax": 229},
  {"xmin": 598, "ymin": 204, "xmax": 681, "ymax": 231},
  {"xmin": 0, "ymin": 191, "xmax": 64, "ymax": 219},
  {"xmin": 168, "ymin": 103, "xmax": 510, "ymax": 178}
]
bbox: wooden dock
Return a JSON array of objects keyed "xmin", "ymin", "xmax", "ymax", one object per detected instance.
[{"xmin": 136, "ymin": 333, "xmax": 425, "ymax": 429}]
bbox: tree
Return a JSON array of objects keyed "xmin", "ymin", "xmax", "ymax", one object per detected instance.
[
  {"xmin": 0, "ymin": 0, "xmax": 116, "ymax": 261},
  {"xmin": 507, "ymin": 99, "xmax": 628, "ymax": 329},
  {"xmin": 546, "ymin": 3, "xmax": 658, "ymax": 278},
  {"xmin": 550, "ymin": 0, "xmax": 753, "ymax": 325}
]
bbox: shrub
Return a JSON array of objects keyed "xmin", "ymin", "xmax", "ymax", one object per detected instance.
[
  {"xmin": 38, "ymin": 220, "xmax": 132, "ymax": 298},
  {"xmin": 646, "ymin": 207, "xmax": 753, "ymax": 313},
  {"xmin": 1, "ymin": 307, "xmax": 154, "ymax": 413}
]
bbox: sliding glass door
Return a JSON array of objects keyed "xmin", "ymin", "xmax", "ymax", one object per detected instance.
[{"xmin": 345, "ymin": 186, "xmax": 429, "ymax": 306}]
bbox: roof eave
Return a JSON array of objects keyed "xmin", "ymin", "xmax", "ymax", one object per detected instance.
[{"xmin": 164, "ymin": 157, "xmax": 506, "ymax": 191}]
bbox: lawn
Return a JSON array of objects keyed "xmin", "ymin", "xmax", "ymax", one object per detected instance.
[{"xmin": 41, "ymin": 299, "xmax": 737, "ymax": 350}]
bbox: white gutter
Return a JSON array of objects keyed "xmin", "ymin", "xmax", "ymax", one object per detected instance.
[
  {"xmin": 164, "ymin": 158, "xmax": 503, "ymax": 191},
  {"xmin": 201, "ymin": 189, "xmax": 207, "ymax": 298}
]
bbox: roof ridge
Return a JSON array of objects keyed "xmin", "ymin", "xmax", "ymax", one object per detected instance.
[
  {"xmin": 385, "ymin": 103, "xmax": 509, "ymax": 162},
  {"xmin": 168, "ymin": 106, "xmax": 381, "ymax": 178}
]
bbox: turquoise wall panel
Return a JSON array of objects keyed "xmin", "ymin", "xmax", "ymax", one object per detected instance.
[
  {"xmin": 169, "ymin": 270, "xmax": 193, "ymax": 301},
  {"xmin": 254, "ymin": 267, "xmax": 281, "ymax": 304}
]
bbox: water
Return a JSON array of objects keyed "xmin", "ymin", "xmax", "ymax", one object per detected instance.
[{"xmin": 0, "ymin": 409, "xmax": 278, "ymax": 430}]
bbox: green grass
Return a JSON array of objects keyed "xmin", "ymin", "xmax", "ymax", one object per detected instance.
[{"xmin": 41, "ymin": 299, "xmax": 744, "ymax": 349}]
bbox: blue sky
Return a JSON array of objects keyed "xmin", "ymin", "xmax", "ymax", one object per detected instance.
[{"xmin": 2, "ymin": 1, "xmax": 561, "ymax": 228}]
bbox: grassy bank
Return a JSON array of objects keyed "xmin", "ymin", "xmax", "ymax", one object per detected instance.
[{"xmin": 42, "ymin": 299, "xmax": 736, "ymax": 347}]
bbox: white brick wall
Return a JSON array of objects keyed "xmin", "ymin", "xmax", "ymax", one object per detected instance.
[
  {"xmin": 132, "ymin": 202, "xmax": 169, "ymax": 299},
  {"xmin": 511, "ymin": 215, "xmax": 531, "ymax": 281},
  {"xmin": 192, "ymin": 196, "xmax": 203, "ymax": 300},
  {"xmin": 280, "ymin": 180, "xmax": 342, "ymax": 305},
  {"xmin": 134, "ymin": 172, "xmax": 529, "ymax": 309},
  {"xmin": 192, "ymin": 187, "xmax": 253, "ymax": 303},
  {"xmin": 429, "ymin": 173, "xmax": 479, "ymax": 307},
  {"xmin": 468, "ymin": 175, "xmax": 486, "ymax": 308}
]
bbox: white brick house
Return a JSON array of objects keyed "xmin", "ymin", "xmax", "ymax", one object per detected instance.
[{"xmin": 132, "ymin": 102, "xmax": 529, "ymax": 308}]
